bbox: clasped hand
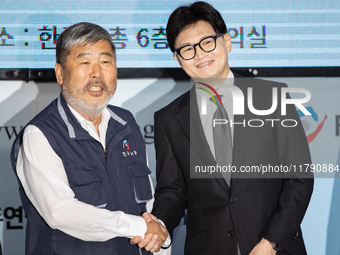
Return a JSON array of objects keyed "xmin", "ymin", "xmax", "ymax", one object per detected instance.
[{"xmin": 130, "ymin": 212, "xmax": 168, "ymax": 253}]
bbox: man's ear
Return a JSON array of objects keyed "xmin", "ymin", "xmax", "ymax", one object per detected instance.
[
  {"xmin": 54, "ymin": 63, "xmax": 64, "ymax": 85},
  {"xmin": 173, "ymin": 54, "xmax": 183, "ymax": 67},
  {"xmin": 223, "ymin": 33, "xmax": 232, "ymax": 53}
]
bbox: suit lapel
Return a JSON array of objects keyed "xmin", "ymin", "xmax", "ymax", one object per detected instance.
[{"xmin": 176, "ymin": 87, "xmax": 230, "ymax": 191}]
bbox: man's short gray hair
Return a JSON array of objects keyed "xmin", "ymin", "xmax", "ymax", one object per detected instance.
[{"xmin": 56, "ymin": 22, "xmax": 116, "ymax": 67}]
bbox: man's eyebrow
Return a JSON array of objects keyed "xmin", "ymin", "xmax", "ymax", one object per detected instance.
[
  {"xmin": 75, "ymin": 51, "xmax": 113, "ymax": 58},
  {"xmin": 101, "ymin": 51, "xmax": 114, "ymax": 58},
  {"xmin": 177, "ymin": 34, "xmax": 214, "ymax": 48},
  {"xmin": 76, "ymin": 52, "xmax": 92, "ymax": 58}
]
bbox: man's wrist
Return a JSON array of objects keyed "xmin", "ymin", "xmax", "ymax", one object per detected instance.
[
  {"xmin": 135, "ymin": 215, "xmax": 148, "ymax": 239},
  {"xmin": 263, "ymin": 238, "xmax": 281, "ymax": 252}
]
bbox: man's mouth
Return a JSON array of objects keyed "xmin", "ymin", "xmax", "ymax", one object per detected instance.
[
  {"xmin": 88, "ymin": 85, "xmax": 102, "ymax": 92},
  {"xmin": 197, "ymin": 60, "xmax": 213, "ymax": 68}
]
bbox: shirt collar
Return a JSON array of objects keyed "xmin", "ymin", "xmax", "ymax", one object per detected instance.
[
  {"xmin": 227, "ymin": 69, "xmax": 234, "ymax": 80},
  {"xmin": 67, "ymin": 104, "xmax": 111, "ymax": 127},
  {"xmin": 220, "ymin": 69, "xmax": 234, "ymax": 86}
]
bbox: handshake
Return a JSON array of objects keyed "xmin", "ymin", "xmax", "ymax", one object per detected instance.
[{"xmin": 130, "ymin": 212, "xmax": 169, "ymax": 253}]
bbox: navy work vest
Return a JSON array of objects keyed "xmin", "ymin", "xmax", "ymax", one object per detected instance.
[{"xmin": 11, "ymin": 94, "xmax": 153, "ymax": 255}]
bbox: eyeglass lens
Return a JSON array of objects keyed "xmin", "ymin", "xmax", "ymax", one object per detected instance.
[{"xmin": 179, "ymin": 36, "xmax": 217, "ymax": 60}]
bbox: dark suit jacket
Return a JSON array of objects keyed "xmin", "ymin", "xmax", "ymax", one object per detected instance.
[{"xmin": 152, "ymin": 74, "xmax": 313, "ymax": 255}]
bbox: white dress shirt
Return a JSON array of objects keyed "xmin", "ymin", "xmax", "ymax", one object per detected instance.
[{"xmin": 16, "ymin": 103, "xmax": 171, "ymax": 252}]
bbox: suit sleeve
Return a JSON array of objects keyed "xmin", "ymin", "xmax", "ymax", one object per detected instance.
[
  {"xmin": 260, "ymin": 84, "xmax": 314, "ymax": 253},
  {"xmin": 151, "ymin": 112, "xmax": 187, "ymax": 238}
]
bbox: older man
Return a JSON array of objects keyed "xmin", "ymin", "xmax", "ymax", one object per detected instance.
[{"xmin": 10, "ymin": 22, "xmax": 167, "ymax": 255}]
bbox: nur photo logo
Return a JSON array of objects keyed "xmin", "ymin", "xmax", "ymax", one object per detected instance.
[{"xmin": 197, "ymin": 81, "xmax": 312, "ymax": 128}]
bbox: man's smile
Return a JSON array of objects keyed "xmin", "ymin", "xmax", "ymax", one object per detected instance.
[{"xmin": 197, "ymin": 60, "xmax": 214, "ymax": 68}]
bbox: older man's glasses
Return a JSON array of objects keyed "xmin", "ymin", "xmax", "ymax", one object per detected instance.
[{"xmin": 175, "ymin": 33, "xmax": 223, "ymax": 60}]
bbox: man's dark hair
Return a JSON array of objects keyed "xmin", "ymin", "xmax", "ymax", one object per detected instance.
[
  {"xmin": 166, "ymin": 1, "xmax": 227, "ymax": 53},
  {"xmin": 56, "ymin": 22, "xmax": 116, "ymax": 67}
]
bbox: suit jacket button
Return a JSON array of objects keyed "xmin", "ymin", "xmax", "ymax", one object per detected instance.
[
  {"xmin": 230, "ymin": 197, "xmax": 236, "ymax": 203},
  {"xmin": 228, "ymin": 231, "xmax": 235, "ymax": 237}
]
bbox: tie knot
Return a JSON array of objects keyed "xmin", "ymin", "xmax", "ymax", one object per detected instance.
[{"xmin": 209, "ymin": 95, "xmax": 224, "ymax": 107}]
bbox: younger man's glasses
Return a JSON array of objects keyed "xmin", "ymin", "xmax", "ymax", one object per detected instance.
[{"xmin": 175, "ymin": 33, "xmax": 223, "ymax": 60}]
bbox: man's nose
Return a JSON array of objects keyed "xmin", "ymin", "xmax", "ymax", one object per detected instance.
[
  {"xmin": 194, "ymin": 45, "xmax": 207, "ymax": 60},
  {"xmin": 90, "ymin": 62, "xmax": 103, "ymax": 79}
]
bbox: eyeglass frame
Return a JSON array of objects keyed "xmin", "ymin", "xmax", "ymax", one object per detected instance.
[{"xmin": 174, "ymin": 33, "xmax": 224, "ymax": 60}]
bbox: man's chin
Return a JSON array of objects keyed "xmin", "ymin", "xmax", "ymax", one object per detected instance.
[{"xmin": 68, "ymin": 100, "xmax": 108, "ymax": 119}]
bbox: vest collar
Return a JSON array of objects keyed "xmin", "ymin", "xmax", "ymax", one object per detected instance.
[{"xmin": 57, "ymin": 93, "xmax": 127, "ymax": 140}]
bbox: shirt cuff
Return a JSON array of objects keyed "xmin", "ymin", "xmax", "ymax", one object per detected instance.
[
  {"xmin": 130, "ymin": 215, "xmax": 147, "ymax": 239},
  {"xmin": 158, "ymin": 219, "xmax": 172, "ymax": 248}
]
